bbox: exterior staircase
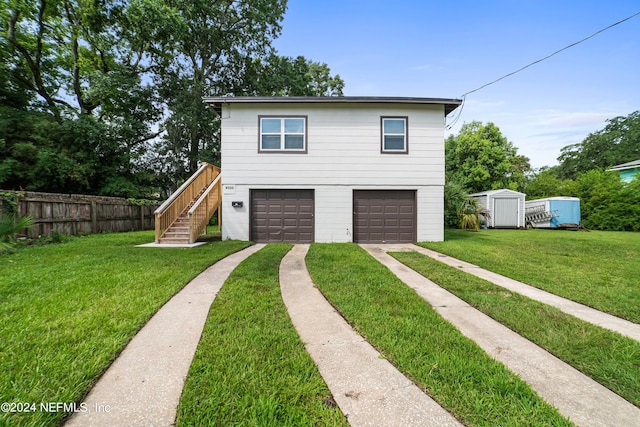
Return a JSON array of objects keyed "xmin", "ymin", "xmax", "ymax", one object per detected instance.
[{"xmin": 154, "ymin": 163, "xmax": 221, "ymax": 245}]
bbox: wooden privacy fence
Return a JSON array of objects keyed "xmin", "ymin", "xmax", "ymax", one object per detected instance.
[{"xmin": 0, "ymin": 190, "xmax": 159, "ymax": 238}]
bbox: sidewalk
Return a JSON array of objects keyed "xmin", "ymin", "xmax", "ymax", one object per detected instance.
[
  {"xmin": 65, "ymin": 244, "xmax": 264, "ymax": 427},
  {"xmin": 279, "ymin": 244, "xmax": 462, "ymax": 427},
  {"xmin": 361, "ymin": 243, "xmax": 640, "ymax": 427}
]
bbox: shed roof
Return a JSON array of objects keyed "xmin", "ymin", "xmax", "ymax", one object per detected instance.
[
  {"xmin": 607, "ymin": 159, "xmax": 640, "ymax": 172},
  {"xmin": 203, "ymin": 96, "xmax": 463, "ymax": 116},
  {"xmin": 526, "ymin": 196, "xmax": 580, "ymax": 203},
  {"xmin": 468, "ymin": 189, "xmax": 526, "ymax": 197}
]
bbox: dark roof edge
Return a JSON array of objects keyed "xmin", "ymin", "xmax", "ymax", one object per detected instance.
[
  {"xmin": 607, "ymin": 159, "xmax": 640, "ymax": 171},
  {"xmin": 203, "ymin": 96, "xmax": 463, "ymax": 116}
]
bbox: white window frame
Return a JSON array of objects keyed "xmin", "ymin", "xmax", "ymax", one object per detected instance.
[
  {"xmin": 381, "ymin": 117, "xmax": 408, "ymax": 154},
  {"xmin": 259, "ymin": 116, "xmax": 307, "ymax": 153}
]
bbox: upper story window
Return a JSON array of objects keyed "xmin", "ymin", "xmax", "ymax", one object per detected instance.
[
  {"xmin": 259, "ymin": 116, "xmax": 307, "ymax": 152},
  {"xmin": 381, "ymin": 117, "xmax": 408, "ymax": 153}
]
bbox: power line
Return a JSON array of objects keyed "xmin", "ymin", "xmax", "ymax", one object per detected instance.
[{"xmin": 460, "ymin": 10, "xmax": 640, "ymax": 98}]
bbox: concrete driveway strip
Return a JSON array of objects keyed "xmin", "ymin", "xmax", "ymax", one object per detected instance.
[
  {"xmin": 409, "ymin": 244, "xmax": 640, "ymax": 342},
  {"xmin": 362, "ymin": 244, "xmax": 640, "ymax": 427},
  {"xmin": 66, "ymin": 244, "xmax": 265, "ymax": 427},
  {"xmin": 279, "ymin": 244, "xmax": 463, "ymax": 427}
]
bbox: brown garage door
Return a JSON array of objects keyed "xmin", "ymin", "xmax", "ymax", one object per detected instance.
[
  {"xmin": 251, "ymin": 189, "xmax": 314, "ymax": 243},
  {"xmin": 353, "ymin": 190, "xmax": 416, "ymax": 243}
]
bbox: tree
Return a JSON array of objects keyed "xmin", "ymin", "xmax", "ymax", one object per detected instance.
[
  {"xmin": 556, "ymin": 111, "xmax": 640, "ymax": 180},
  {"xmin": 573, "ymin": 169, "xmax": 640, "ymax": 231},
  {"xmin": 446, "ymin": 121, "xmax": 531, "ymax": 194},
  {"xmin": 147, "ymin": 0, "xmax": 344, "ymax": 190},
  {"xmin": 443, "ymin": 176, "xmax": 468, "ymax": 228},
  {"xmin": 1, "ymin": 0, "xmax": 345, "ymax": 197},
  {"xmin": 147, "ymin": 0, "xmax": 287, "ymax": 176},
  {"xmin": 242, "ymin": 54, "xmax": 344, "ymax": 97},
  {"xmin": 524, "ymin": 166, "xmax": 577, "ymax": 200},
  {"xmin": 1, "ymin": 0, "xmax": 162, "ymax": 196},
  {"xmin": 458, "ymin": 197, "xmax": 491, "ymax": 231}
]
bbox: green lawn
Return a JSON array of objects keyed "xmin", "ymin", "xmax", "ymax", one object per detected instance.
[
  {"xmin": 4, "ymin": 229, "xmax": 639, "ymax": 426},
  {"xmin": 0, "ymin": 231, "xmax": 250, "ymax": 427},
  {"xmin": 176, "ymin": 244, "xmax": 347, "ymax": 426},
  {"xmin": 419, "ymin": 229, "xmax": 640, "ymax": 323},
  {"xmin": 391, "ymin": 250, "xmax": 640, "ymax": 408},
  {"xmin": 306, "ymin": 243, "xmax": 572, "ymax": 427}
]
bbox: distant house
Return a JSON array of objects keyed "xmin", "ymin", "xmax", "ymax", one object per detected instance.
[
  {"xmin": 607, "ymin": 160, "xmax": 640, "ymax": 183},
  {"xmin": 203, "ymin": 96, "xmax": 462, "ymax": 243}
]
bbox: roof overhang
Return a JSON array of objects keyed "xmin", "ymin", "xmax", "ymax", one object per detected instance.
[
  {"xmin": 203, "ymin": 96, "xmax": 463, "ymax": 116},
  {"xmin": 607, "ymin": 159, "xmax": 640, "ymax": 172}
]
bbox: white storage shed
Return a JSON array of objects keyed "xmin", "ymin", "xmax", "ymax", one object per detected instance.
[{"xmin": 469, "ymin": 189, "xmax": 526, "ymax": 228}]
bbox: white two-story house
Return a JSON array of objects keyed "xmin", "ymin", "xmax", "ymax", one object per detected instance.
[{"xmin": 204, "ymin": 96, "xmax": 461, "ymax": 244}]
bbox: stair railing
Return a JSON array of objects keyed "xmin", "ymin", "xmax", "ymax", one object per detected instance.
[
  {"xmin": 154, "ymin": 163, "xmax": 220, "ymax": 243},
  {"xmin": 187, "ymin": 174, "xmax": 222, "ymax": 244}
]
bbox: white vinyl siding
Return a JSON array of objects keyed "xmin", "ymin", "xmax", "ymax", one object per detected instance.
[
  {"xmin": 220, "ymin": 102, "xmax": 448, "ymax": 242},
  {"xmin": 223, "ymin": 103, "xmax": 445, "ymax": 186},
  {"xmin": 222, "ymin": 185, "xmax": 442, "ymax": 242}
]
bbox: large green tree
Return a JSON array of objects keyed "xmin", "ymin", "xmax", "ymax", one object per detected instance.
[
  {"xmin": 242, "ymin": 54, "xmax": 344, "ymax": 96},
  {"xmin": 446, "ymin": 121, "xmax": 531, "ymax": 194},
  {"xmin": 556, "ymin": 111, "xmax": 640, "ymax": 180},
  {"xmin": 2, "ymin": 0, "xmax": 344, "ymax": 197},
  {"xmin": 523, "ymin": 166, "xmax": 577, "ymax": 200},
  {"xmin": 1, "ymin": 0, "xmax": 162, "ymax": 196}
]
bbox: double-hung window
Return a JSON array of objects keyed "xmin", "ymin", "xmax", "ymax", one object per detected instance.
[
  {"xmin": 381, "ymin": 117, "xmax": 408, "ymax": 153},
  {"xmin": 259, "ymin": 116, "xmax": 307, "ymax": 152}
]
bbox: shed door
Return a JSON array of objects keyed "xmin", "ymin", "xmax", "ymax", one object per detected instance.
[
  {"xmin": 353, "ymin": 190, "xmax": 416, "ymax": 243},
  {"xmin": 251, "ymin": 189, "xmax": 314, "ymax": 243},
  {"xmin": 493, "ymin": 198, "xmax": 519, "ymax": 227}
]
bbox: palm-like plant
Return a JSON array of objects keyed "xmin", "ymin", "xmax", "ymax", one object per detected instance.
[
  {"xmin": 458, "ymin": 198, "xmax": 491, "ymax": 231},
  {"xmin": 0, "ymin": 214, "xmax": 35, "ymax": 253}
]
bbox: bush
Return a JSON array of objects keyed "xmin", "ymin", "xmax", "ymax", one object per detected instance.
[
  {"xmin": 0, "ymin": 213, "xmax": 35, "ymax": 253},
  {"xmin": 576, "ymin": 170, "xmax": 640, "ymax": 231}
]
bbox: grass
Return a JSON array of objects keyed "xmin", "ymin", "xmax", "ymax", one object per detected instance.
[
  {"xmin": 419, "ymin": 229, "xmax": 640, "ymax": 323},
  {"xmin": 176, "ymin": 244, "xmax": 347, "ymax": 427},
  {"xmin": 391, "ymin": 251, "xmax": 640, "ymax": 408},
  {"xmin": 0, "ymin": 231, "xmax": 250, "ymax": 427},
  {"xmin": 306, "ymin": 243, "xmax": 573, "ymax": 427}
]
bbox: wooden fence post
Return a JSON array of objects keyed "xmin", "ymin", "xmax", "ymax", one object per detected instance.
[{"xmin": 91, "ymin": 200, "xmax": 98, "ymax": 233}]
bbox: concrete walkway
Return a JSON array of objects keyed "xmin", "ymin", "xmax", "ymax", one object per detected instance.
[
  {"xmin": 65, "ymin": 244, "xmax": 264, "ymax": 427},
  {"xmin": 362, "ymin": 244, "xmax": 640, "ymax": 427},
  {"xmin": 279, "ymin": 244, "xmax": 462, "ymax": 427},
  {"xmin": 407, "ymin": 244, "xmax": 640, "ymax": 342}
]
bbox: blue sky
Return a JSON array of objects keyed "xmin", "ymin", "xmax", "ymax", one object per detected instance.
[{"xmin": 272, "ymin": 1, "xmax": 640, "ymax": 169}]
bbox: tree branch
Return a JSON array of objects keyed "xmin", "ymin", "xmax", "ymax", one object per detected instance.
[{"xmin": 8, "ymin": 6, "xmax": 63, "ymax": 123}]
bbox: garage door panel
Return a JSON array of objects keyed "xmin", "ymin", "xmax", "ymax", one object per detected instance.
[
  {"xmin": 369, "ymin": 219, "xmax": 383, "ymax": 227},
  {"xmin": 385, "ymin": 206, "xmax": 399, "ymax": 214},
  {"xmin": 370, "ymin": 206, "xmax": 384, "ymax": 214},
  {"xmin": 354, "ymin": 190, "xmax": 416, "ymax": 243},
  {"xmin": 369, "ymin": 232, "xmax": 384, "ymax": 241},
  {"xmin": 251, "ymin": 190, "xmax": 314, "ymax": 243}
]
